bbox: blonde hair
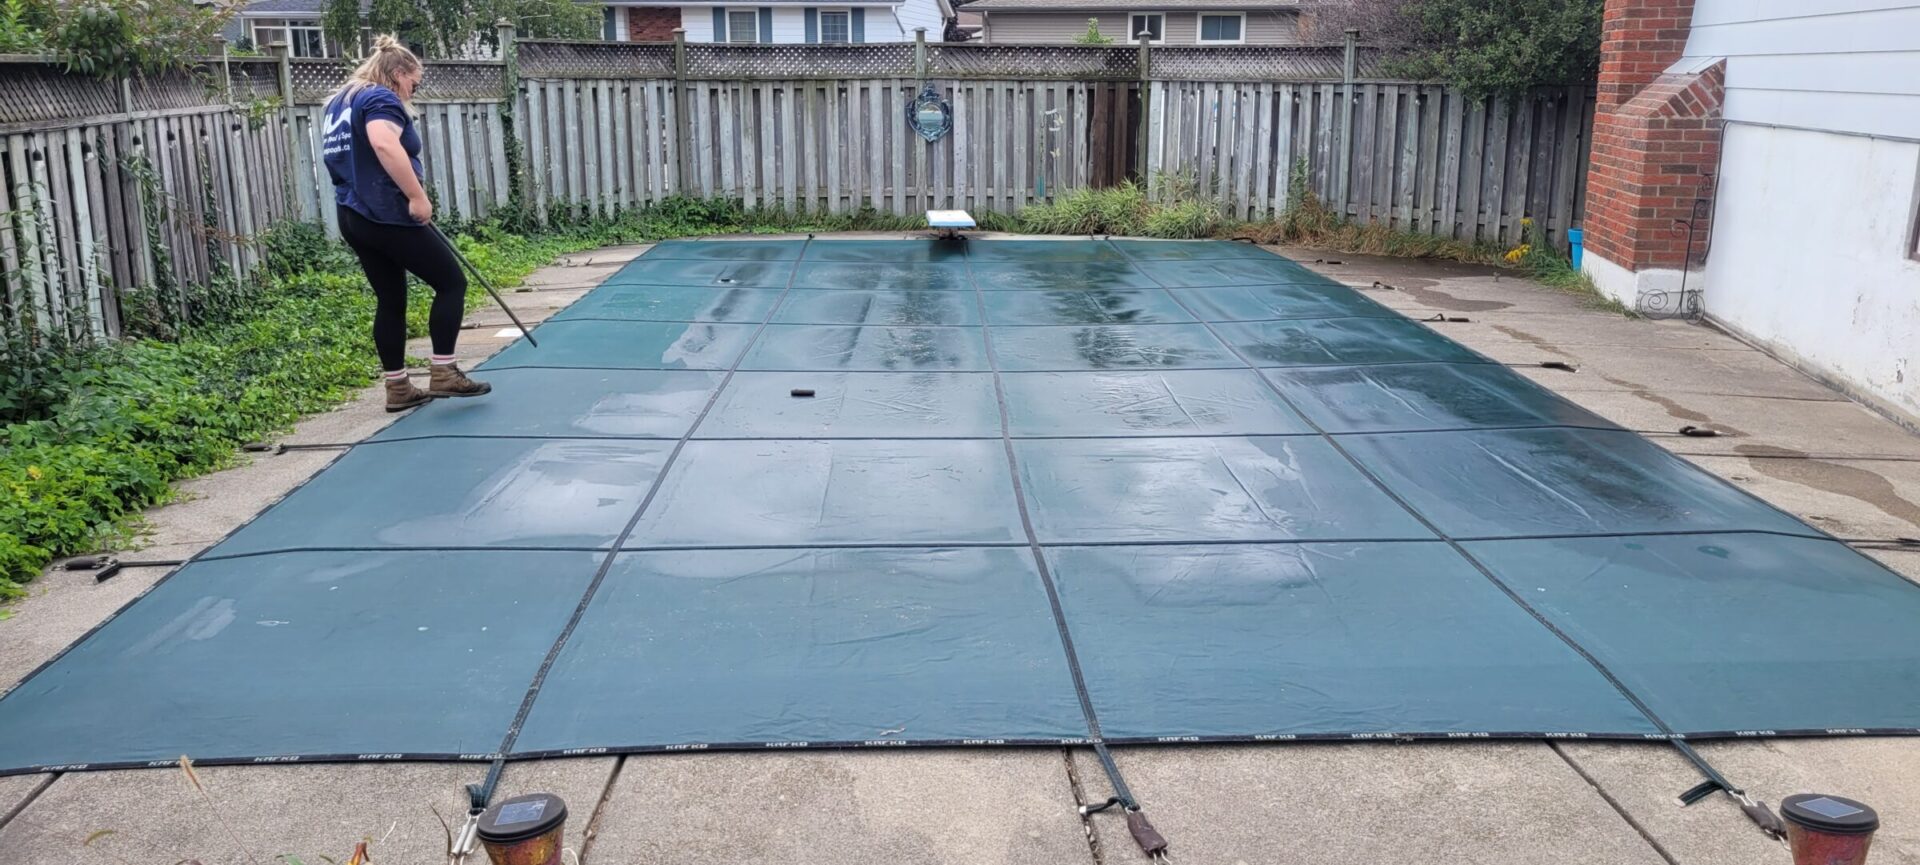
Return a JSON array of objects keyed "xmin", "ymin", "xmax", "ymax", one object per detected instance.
[{"xmin": 336, "ymin": 35, "xmax": 422, "ymax": 111}]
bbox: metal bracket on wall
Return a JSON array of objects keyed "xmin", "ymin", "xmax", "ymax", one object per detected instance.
[{"xmin": 1639, "ymin": 197, "xmax": 1713, "ymax": 319}]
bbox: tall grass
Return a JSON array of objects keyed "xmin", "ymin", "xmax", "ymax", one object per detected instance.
[
  {"xmin": 1512, "ymin": 220, "xmax": 1634, "ymax": 315},
  {"xmin": 999, "ymin": 164, "xmax": 1509, "ymax": 263}
]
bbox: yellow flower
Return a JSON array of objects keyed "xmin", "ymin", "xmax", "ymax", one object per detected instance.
[
  {"xmin": 1520, "ymin": 217, "xmax": 1534, "ymax": 228},
  {"xmin": 25, "ymin": 466, "xmax": 42, "ymax": 481}
]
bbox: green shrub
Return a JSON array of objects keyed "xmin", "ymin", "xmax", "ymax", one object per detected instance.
[
  {"xmin": 1142, "ymin": 200, "xmax": 1221, "ymax": 239},
  {"xmin": 1348, "ymin": 0, "xmax": 1605, "ymax": 99},
  {"xmin": 1018, "ymin": 183, "xmax": 1152, "ymax": 236},
  {"xmin": 1072, "ymin": 17, "xmax": 1112, "ymax": 44},
  {"xmin": 0, "ymin": 220, "xmax": 586, "ymax": 596}
]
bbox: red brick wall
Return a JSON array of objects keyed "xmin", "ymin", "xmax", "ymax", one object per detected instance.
[
  {"xmin": 628, "ymin": 7, "xmax": 681, "ymax": 42},
  {"xmin": 1597, "ymin": 0, "xmax": 1694, "ymax": 108},
  {"xmin": 1583, "ymin": 0, "xmax": 1721, "ymax": 271}
]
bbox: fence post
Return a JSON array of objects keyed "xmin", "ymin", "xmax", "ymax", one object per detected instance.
[
  {"xmin": 497, "ymin": 18, "xmax": 523, "ymax": 221},
  {"xmin": 673, "ymin": 28, "xmax": 694, "ymax": 195},
  {"xmin": 1337, "ymin": 28, "xmax": 1357, "ymax": 215},
  {"xmin": 276, "ymin": 46, "xmax": 298, "ymax": 222},
  {"xmin": 274, "ymin": 43, "xmax": 291, "ymax": 110},
  {"xmin": 914, "ymin": 27, "xmax": 927, "ymax": 78},
  {"xmin": 1137, "ymin": 31, "xmax": 1151, "ymax": 189}
]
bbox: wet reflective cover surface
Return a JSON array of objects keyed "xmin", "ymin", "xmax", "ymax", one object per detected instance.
[{"xmin": 2, "ymin": 238, "xmax": 1916, "ymax": 776}]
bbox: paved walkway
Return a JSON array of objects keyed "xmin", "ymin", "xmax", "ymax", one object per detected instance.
[{"xmin": 1, "ymin": 236, "xmax": 1915, "ymax": 865}]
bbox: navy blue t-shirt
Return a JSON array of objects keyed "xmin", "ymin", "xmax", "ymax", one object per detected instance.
[{"xmin": 321, "ymin": 84, "xmax": 424, "ymax": 225}]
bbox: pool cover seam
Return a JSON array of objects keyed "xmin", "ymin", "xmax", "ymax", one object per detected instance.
[
  {"xmin": 548, "ymin": 313, "xmax": 1410, "ymax": 327},
  {"xmin": 470, "ymin": 238, "xmax": 817, "ymax": 805},
  {"xmin": 473, "ymin": 358, "xmax": 1521, "ymax": 375},
  {"xmin": 174, "ymin": 526, "xmax": 1845, "ymax": 563},
  {"xmin": 354, "ymin": 422, "xmax": 1647, "ymax": 446},
  {"xmin": 1109, "ymin": 238, "xmax": 1754, "ymax": 792},
  {"xmin": 962, "ymin": 242, "xmax": 1142, "ymax": 810}
]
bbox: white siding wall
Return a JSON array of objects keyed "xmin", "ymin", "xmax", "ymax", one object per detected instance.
[
  {"xmin": 1702, "ymin": 125, "xmax": 1920, "ymax": 423},
  {"xmin": 1681, "ymin": 1, "xmax": 1920, "ymax": 139},
  {"xmin": 774, "ymin": 7, "xmax": 809, "ymax": 40},
  {"xmin": 683, "ymin": 8, "xmax": 715, "ymax": 40},
  {"xmin": 675, "ymin": 4, "xmax": 926, "ymax": 43},
  {"xmin": 894, "ymin": 0, "xmax": 946, "ymax": 40},
  {"xmin": 1680, "ymin": 2, "xmax": 1920, "ymax": 425}
]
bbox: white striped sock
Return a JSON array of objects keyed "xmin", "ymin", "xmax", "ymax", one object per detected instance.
[
  {"xmin": 430, "ymin": 354, "xmax": 456, "ymax": 366},
  {"xmin": 384, "ymin": 369, "xmax": 408, "ymax": 381}
]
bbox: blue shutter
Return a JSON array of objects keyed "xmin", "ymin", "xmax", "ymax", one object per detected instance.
[
  {"xmin": 601, "ymin": 7, "xmax": 615, "ymax": 41},
  {"xmin": 804, "ymin": 7, "xmax": 818, "ymax": 42},
  {"xmin": 759, "ymin": 7, "xmax": 773, "ymax": 42},
  {"xmin": 712, "ymin": 7, "xmax": 727, "ymax": 40},
  {"xmin": 851, "ymin": 7, "xmax": 864, "ymax": 42}
]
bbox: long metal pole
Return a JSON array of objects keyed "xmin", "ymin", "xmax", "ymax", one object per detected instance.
[{"xmin": 429, "ymin": 224, "xmax": 538, "ymax": 347}]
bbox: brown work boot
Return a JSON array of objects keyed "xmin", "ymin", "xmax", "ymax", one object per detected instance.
[
  {"xmin": 428, "ymin": 362, "xmax": 492, "ymax": 398},
  {"xmin": 385, "ymin": 375, "xmax": 431, "ymax": 413}
]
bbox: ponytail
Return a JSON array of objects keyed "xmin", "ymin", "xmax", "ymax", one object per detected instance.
[{"xmin": 333, "ymin": 35, "xmax": 422, "ymax": 114}]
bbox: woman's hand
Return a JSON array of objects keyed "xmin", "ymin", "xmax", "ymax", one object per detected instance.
[{"xmin": 408, "ymin": 195, "xmax": 432, "ymax": 224}]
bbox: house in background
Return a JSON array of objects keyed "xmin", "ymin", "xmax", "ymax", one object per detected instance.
[
  {"xmin": 226, "ymin": 0, "xmax": 364, "ymax": 57},
  {"xmin": 965, "ymin": 0, "xmax": 1308, "ymax": 44},
  {"xmin": 599, "ymin": 0, "xmax": 955, "ymax": 43}
]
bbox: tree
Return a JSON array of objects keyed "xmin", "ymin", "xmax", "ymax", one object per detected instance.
[
  {"xmin": 1072, "ymin": 17, "xmax": 1112, "ymax": 44},
  {"xmin": 1318, "ymin": 0, "xmax": 1603, "ymax": 98},
  {"xmin": 0, "ymin": 0, "xmax": 231, "ymax": 77},
  {"xmin": 322, "ymin": 0, "xmax": 596, "ymax": 59}
]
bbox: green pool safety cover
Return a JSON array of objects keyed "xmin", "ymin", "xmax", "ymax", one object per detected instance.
[{"xmin": 2, "ymin": 237, "xmax": 1917, "ymax": 777}]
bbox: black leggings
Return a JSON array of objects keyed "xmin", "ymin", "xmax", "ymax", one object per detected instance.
[{"xmin": 337, "ymin": 206, "xmax": 467, "ymax": 372}]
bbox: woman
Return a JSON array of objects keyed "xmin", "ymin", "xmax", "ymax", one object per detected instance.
[{"xmin": 321, "ymin": 36, "xmax": 490, "ymax": 412}]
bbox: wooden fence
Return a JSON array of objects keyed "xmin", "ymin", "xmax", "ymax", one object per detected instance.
[
  {"xmin": 2, "ymin": 42, "xmax": 1593, "ymax": 341},
  {"xmin": 508, "ymin": 41, "xmax": 1588, "ymax": 247},
  {"xmin": 1148, "ymin": 80, "xmax": 1593, "ymax": 241},
  {"xmin": 1, "ymin": 60, "xmax": 291, "ymax": 342}
]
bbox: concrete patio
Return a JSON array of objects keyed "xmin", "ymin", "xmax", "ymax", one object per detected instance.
[{"xmin": 1, "ymin": 236, "xmax": 1915, "ymax": 865}]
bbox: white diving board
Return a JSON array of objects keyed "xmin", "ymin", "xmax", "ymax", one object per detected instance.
[{"xmin": 928, "ymin": 209, "xmax": 975, "ymax": 239}]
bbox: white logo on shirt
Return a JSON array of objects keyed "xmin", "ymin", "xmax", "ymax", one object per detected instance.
[
  {"xmin": 321, "ymin": 102, "xmax": 353, "ymax": 157},
  {"xmin": 323, "ymin": 103, "xmax": 352, "ymax": 135}
]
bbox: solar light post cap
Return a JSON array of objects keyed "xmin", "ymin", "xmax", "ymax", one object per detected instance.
[
  {"xmin": 477, "ymin": 792, "xmax": 569, "ymax": 845},
  {"xmin": 1780, "ymin": 793, "xmax": 1878, "ymax": 835}
]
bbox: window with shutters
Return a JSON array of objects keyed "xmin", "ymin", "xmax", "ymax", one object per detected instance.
[
  {"xmin": 727, "ymin": 9, "xmax": 760, "ymax": 42},
  {"xmin": 1198, "ymin": 13, "xmax": 1243, "ymax": 44},
  {"xmin": 819, "ymin": 10, "xmax": 851, "ymax": 43},
  {"xmin": 1127, "ymin": 13, "xmax": 1163, "ymax": 43}
]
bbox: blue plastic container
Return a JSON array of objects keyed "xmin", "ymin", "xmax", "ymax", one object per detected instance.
[{"xmin": 1568, "ymin": 228, "xmax": 1585, "ymax": 270}]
